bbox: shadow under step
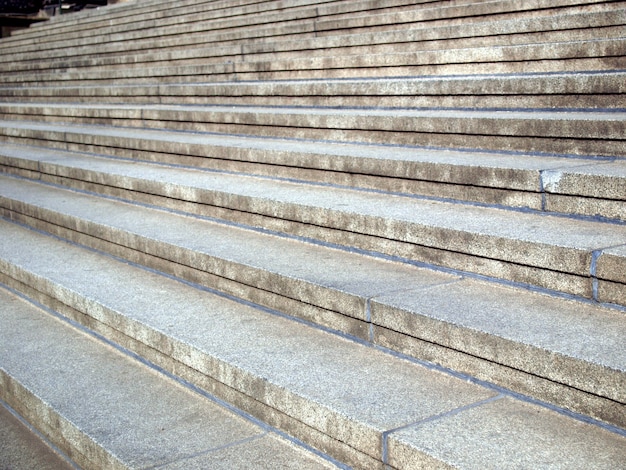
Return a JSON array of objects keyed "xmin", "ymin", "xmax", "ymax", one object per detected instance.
[
  {"xmin": 0, "ymin": 176, "xmax": 624, "ymax": 428},
  {"xmin": 0, "ymin": 219, "xmax": 625, "ymax": 468}
]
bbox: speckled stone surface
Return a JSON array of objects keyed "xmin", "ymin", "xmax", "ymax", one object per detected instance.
[
  {"xmin": 387, "ymin": 396, "xmax": 626, "ymax": 470},
  {"xmin": 0, "ymin": 403, "xmax": 75, "ymax": 470},
  {"xmin": 1, "ymin": 172, "xmax": 625, "ymax": 303},
  {"xmin": 0, "ymin": 288, "xmax": 338, "ymax": 469},
  {"xmin": 0, "ymin": 218, "xmax": 495, "ymax": 465}
]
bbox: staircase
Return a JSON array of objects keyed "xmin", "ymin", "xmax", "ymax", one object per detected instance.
[{"xmin": 0, "ymin": 0, "xmax": 625, "ymax": 468}]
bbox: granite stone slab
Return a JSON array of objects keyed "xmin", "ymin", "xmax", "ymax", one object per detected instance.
[
  {"xmin": 369, "ymin": 278, "xmax": 626, "ymax": 421},
  {"xmin": 0, "ymin": 219, "xmax": 496, "ymax": 465},
  {"xmin": 0, "ymin": 288, "xmax": 336, "ymax": 469},
  {"xmin": 1, "ymin": 170, "xmax": 625, "ymax": 303},
  {"xmin": 387, "ymin": 396, "xmax": 626, "ymax": 470}
]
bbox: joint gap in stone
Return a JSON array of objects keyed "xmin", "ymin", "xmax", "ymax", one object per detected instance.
[{"xmin": 380, "ymin": 395, "xmax": 505, "ymax": 465}]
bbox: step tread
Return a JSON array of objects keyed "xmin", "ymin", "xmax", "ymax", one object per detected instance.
[
  {"xmin": 0, "ymin": 176, "xmax": 624, "ymax": 407},
  {"xmin": 1, "ymin": 70, "xmax": 625, "ymax": 96},
  {"xmin": 5, "ymin": 0, "xmax": 614, "ymax": 57},
  {"xmin": 1, "ymin": 219, "xmax": 625, "ymax": 468},
  {"xmin": 2, "ymin": 127, "xmax": 623, "ymax": 195},
  {"xmin": 0, "ymin": 286, "xmax": 336, "ymax": 469}
]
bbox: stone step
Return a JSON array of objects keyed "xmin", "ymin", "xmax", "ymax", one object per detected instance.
[
  {"xmin": 2, "ymin": 154, "xmax": 625, "ymax": 306},
  {"xmin": 1, "ymin": 218, "xmax": 625, "ymax": 468},
  {"xmin": 2, "ymin": 0, "xmax": 616, "ymax": 63},
  {"xmin": 13, "ymin": 0, "xmax": 421, "ymax": 42},
  {"xmin": 1, "ymin": 174, "xmax": 625, "ymax": 424},
  {"xmin": 3, "ymin": 35, "xmax": 624, "ymax": 85},
  {"xmin": 4, "ymin": 6, "xmax": 624, "ymax": 74},
  {"xmin": 0, "ymin": 101, "xmax": 624, "ymax": 158},
  {"xmin": 1, "ymin": 71, "xmax": 623, "ymax": 110},
  {"xmin": 0, "ymin": 281, "xmax": 340, "ymax": 469},
  {"xmin": 0, "ymin": 125, "xmax": 624, "ymax": 221},
  {"xmin": 0, "ymin": 0, "xmax": 451, "ymax": 54}
]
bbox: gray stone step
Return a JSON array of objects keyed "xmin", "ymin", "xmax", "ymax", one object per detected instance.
[
  {"xmin": 1, "ymin": 71, "xmax": 623, "ymax": 110},
  {"xmin": 0, "ymin": 0, "xmax": 611, "ymax": 55},
  {"xmin": 3, "ymin": 34, "xmax": 624, "ymax": 84},
  {"xmin": 2, "ymin": 152, "xmax": 624, "ymax": 306},
  {"xmin": 5, "ymin": 6, "xmax": 623, "ymax": 74},
  {"xmin": 1, "ymin": 123, "xmax": 623, "ymax": 222},
  {"xmin": 1, "ymin": 101, "xmax": 623, "ymax": 158},
  {"xmin": 0, "ymin": 175, "xmax": 625, "ymax": 427},
  {"xmin": 1, "ymin": 218, "xmax": 625, "ymax": 468},
  {"xmin": 0, "ymin": 282, "xmax": 340, "ymax": 469},
  {"xmin": 0, "ymin": 0, "xmax": 449, "ymax": 54},
  {"xmin": 12, "ymin": 0, "xmax": 421, "ymax": 43}
]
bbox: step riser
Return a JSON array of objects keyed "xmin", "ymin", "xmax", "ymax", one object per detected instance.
[
  {"xmin": 1, "ymin": 90, "xmax": 624, "ymax": 110},
  {"xmin": 0, "ymin": 370, "xmax": 124, "ymax": 469}
]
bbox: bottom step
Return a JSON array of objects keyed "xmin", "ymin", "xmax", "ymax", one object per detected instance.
[{"xmin": 0, "ymin": 287, "xmax": 339, "ymax": 469}]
